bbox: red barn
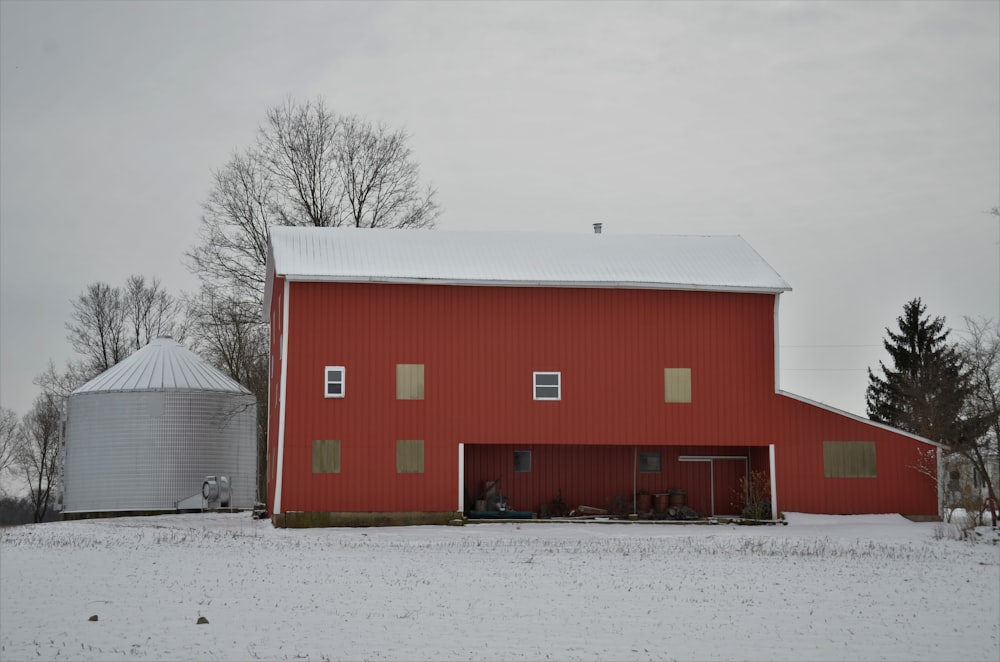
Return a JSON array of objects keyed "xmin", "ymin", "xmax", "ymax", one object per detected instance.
[{"xmin": 264, "ymin": 227, "xmax": 940, "ymax": 526}]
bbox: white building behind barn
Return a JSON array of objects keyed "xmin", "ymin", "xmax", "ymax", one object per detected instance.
[{"xmin": 62, "ymin": 337, "xmax": 256, "ymax": 514}]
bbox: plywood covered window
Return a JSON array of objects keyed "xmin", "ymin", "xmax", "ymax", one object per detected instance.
[
  {"xmin": 664, "ymin": 368, "xmax": 691, "ymax": 403},
  {"xmin": 325, "ymin": 366, "xmax": 345, "ymax": 398},
  {"xmin": 312, "ymin": 440, "xmax": 341, "ymax": 474},
  {"xmin": 534, "ymin": 371, "xmax": 561, "ymax": 400},
  {"xmin": 396, "ymin": 364, "xmax": 425, "ymax": 400},
  {"xmin": 396, "ymin": 440, "xmax": 424, "ymax": 473},
  {"xmin": 514, "ymin": 450, "xmax": 532, "ymax": 473},
  {"xmin": 823, "ymin": 441, "xmax": 877, "ymax": 478}
]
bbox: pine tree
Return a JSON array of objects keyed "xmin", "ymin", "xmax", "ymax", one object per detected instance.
[{"xmin": 866, "ymin": 298, "xmax": 970, "ymax": 443}]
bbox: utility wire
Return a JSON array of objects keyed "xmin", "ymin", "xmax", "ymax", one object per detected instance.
[
  {"xmin": 781, "ymin": 368, "xmax": 868, "ymax": 372},
  {"xmin": 780, "ymin": 344, "xmax": 879, "ymax": 348}
]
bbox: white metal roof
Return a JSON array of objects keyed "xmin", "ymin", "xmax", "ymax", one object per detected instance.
[
  {"xmin": 71, "ymin": 337, "xmax": 251, "ymax": 395},
  {"xmin": 265, "ymin": 226, "xmax": 790, "ymax": 311}
]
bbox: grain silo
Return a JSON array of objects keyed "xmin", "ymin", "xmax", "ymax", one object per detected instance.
[{"xmin": 62, "ymin": 336, "xmax": 256, "ymax": 515}]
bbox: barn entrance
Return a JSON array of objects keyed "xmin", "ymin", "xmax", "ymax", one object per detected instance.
[
  {"xmin": 677, "ymin": 456, "xmax": 748, "ymax": 516},
  {"xmin": 462, "ymin": 444, "xmax": 771, "ymax": 519}
]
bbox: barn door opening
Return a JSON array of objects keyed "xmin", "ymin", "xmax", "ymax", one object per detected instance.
[
  {"xmin": 678, "ymin": 455, "xmax": 748, "ymax": 516},
  {"xmin": 712, "ymin": 458, "xmax": 749, "ymax": 516}
]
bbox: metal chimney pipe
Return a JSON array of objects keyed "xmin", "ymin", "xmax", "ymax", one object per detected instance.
[{"xmin": 593, "ymin": 223, "xmax": 603, "ymax": 234}]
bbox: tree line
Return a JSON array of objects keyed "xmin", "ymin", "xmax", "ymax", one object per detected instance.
[{"xmin": 0, "ymin": 98, "xmax": 439, "ymax": 522}]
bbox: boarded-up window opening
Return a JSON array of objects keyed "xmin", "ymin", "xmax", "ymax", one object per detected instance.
[
  {"xmin": 312, "ymin": 440, "xmax": 341, "ymax": 474},
  {"xmin": 396, "ymin": 364, "xmax": 425, "ymax": 400},
  {"xmin": 823, "ymin": 441, "xmax": 876, "ymax": 478},
  {"xmin": 664, "ymin": 368, "xmax": 691, "ymax": 403},
  {"xmin": 397, "ymin": 440, "xmax": 425, "ymax": 474}
]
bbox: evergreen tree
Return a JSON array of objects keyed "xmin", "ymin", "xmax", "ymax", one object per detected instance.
[{"xmin": 866, "ymin": 298, "xmax": 970, "ymax": 443}]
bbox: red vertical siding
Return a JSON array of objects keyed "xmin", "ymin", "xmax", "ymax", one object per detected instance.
[
  {"xmin": 269, "ymin": 280, "xmax": 938, "ymax": 517},
  {"xmin": 770, "ymin": 395, "xmax": 938, "ymax": 515},
  {"xmin": 711, "ymin": 459, "xmax": 748, "ymax": 516}
]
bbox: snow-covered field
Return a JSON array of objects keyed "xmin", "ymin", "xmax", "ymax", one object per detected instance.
[{"xmin": 1, "ymin": 513, "xmax": 998, "ymax": 662}]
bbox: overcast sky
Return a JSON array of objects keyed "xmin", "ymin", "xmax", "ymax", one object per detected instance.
[{"xmin": 1, "ymin": 0, "xmax": 998, "ymax": 419}]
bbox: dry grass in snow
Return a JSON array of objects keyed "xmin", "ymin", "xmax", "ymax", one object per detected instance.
[{"xmin": 1, "ymin": 512, "xmax": 998, "ymax": 661}]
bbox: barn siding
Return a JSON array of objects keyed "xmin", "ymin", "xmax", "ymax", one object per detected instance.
[
  {"xmin": 267, "ymin": 280, "xmax": 938, "ymax": 518},
  {"xmin": 770, "ymin": 395, "xmax": 938, "ymax": 515}
]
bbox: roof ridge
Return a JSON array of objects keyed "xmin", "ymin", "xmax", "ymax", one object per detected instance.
[{"xmin": 264, "ymin": 227, "xmax": 791, "ymax": 307}]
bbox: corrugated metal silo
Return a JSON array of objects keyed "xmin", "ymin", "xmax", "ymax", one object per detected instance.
[{"xmin": 62, "ymin": 337, "xmax": 256, "ymax": 514}]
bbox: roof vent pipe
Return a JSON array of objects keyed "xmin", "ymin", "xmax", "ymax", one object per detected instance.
[{"xmin": 593, "ymin": 223, "xmax": 603, "ymax": 235}]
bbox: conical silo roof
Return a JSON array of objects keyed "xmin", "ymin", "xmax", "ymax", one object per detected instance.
[{"xmin": 71, "ymin": 337, "xmax": 250, "ymax": 395}]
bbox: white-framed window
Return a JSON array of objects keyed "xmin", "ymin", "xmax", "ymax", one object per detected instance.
[
  {"xmin": 533, "ymin": 371, "xmax": 561, "ymax": 400},
  {"xmin": 324, "ymin": 366, "xmax": 345, "ymax": 398}
]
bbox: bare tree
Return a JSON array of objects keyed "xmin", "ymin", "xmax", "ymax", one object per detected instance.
[
  {"xmin": 956, "ymin": 317, "xmax": 1000, "ymax": 525},
  {"xmin": 16, "ymin": 393, "xmax": 62, "ymax": 523},
  {"xmin": 184, "ymin": 288, "xmax": 269, "ymax": 499},
  {"xmin": 187, "ymin": 97, "xmax": 439, "ymax": 305},
  {"xmin": 66, "ymin": 277, "xmax": 181, "ymax": 378},
  {"xmin": 123, "ymin": 275, "xmax": 178, "ymax": 350},
  {"xmin": 262, "ymin": 98, "xmax": 342, "ymax": 227},
  {"xmin": 185, "ymin": 289, "xmax": 268, "ymax": 389},
  {"xmin": 34, "ymin": 358, "xmax": 91, "ymax": 398},
  {"xmin": 66, "ymin": 282, "xmax": 127, "ymax": 375},
  {"xmin": 337, "ymin": 115, "xmax": 440, "ymax": 229},
  {"xmin": 0, "ymin": 407, "xmax": 19, "ymax": 494},
  {"xmin": 189, "ymin": 149, "xmax": 277, "ymax": 298},
  {"xmin": 186, "ymin": 98, "xmax": 440, "ymax": 496}
]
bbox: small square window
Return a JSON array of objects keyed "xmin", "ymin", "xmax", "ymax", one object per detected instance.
[
  {"xmin": 325, "ymin": 366, "xmax": 345, "ymax": 398},
  {"xmin": 534, "ymin": 371, "xmax": 561, "ymax": 400},
  {"xmin": 639, "ymin": 452, "xmax": 661, "ymax": 473},
  {"xmin": 514, "ymin": 451, "xmax": 532, "ymax": 473}
]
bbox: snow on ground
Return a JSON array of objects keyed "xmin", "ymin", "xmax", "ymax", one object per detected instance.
[{"xmin": 1, "ymin": 513, "xmax": 997, "ymax": 661}]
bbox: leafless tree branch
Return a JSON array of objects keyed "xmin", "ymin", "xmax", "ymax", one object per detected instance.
[
  {"xmin": 66, "ymin": 282, "xmax": 127, "ymax": 375},
  {"xmin": 956, "ymin": 316, "xmax": 1000, "ymax": 524},
  {"xmin": 15, "ymin": 393, "xmax": 62, "ymax": 522},
  {"xmin": 184, "ymin": 98, "xmax": 440, "ymax": 498},
  {"xmin": 0, "ymin": 407, "xmax": 19, "ymax": 494}
]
